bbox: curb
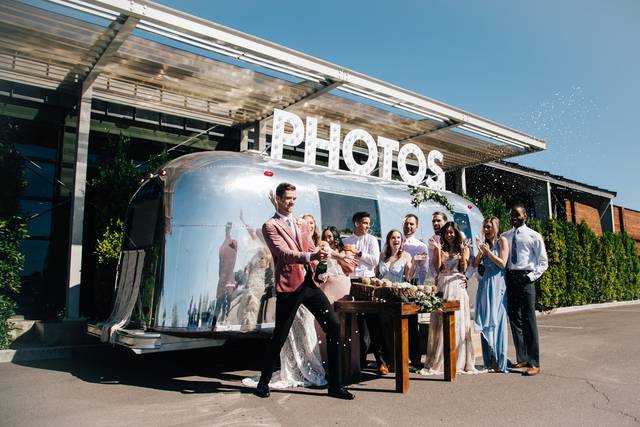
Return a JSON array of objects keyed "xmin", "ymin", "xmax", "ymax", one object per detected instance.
[
  {"xmin": 2, "ymin": 300, "xmax": 639, "ymax": 363},
  {"xmin": 536, "ymin": 299, "xmax": 640, "ymax": 316},
  {"xmin": 0, "ymin": 344, "xmax": 106, "ymax": 364}
]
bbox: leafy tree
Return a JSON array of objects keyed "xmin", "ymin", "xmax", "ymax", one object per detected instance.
[
  {"xmin": 578, "ymin": 222, "xmax": 599, "ymax": 304},
  {"xmin": 86, "ymin": 134, "xmax": 166, "ymax": 318},
  {"xmin": 0, "ymin": 118, "xmax": 27, "ymax": 348},
  {"xmin": 475, "ymin": 193, "xmax": 511, "ymax": 232},
  {"xmin": 536, "ymin": 219, "xmax": 566, "ymax": 310}
]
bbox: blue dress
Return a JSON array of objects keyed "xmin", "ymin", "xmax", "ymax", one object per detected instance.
[
  {"xmin": 474, "ymin": 242, "xmax": 509, "ymax": 372},
  {"xmin": 378, "ymin": 253, "xmax": 410, "ymax": 283}
]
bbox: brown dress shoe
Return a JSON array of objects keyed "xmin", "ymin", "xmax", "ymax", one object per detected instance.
[
  {"xmin": 512, "ymin": 361, "xmax": 529, "ymax": 369},
  {"xmin": 524, "ymin": 367, "xmax": 541, "ymax": 376},
  {"xmin": 378, "ymin": 363, "xmax": 389, "ymax": 376}
]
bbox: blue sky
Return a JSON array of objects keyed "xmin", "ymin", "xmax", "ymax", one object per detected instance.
[{"xmin": 156, "ymin": 0, "xmax": 640, "ymax": 209}]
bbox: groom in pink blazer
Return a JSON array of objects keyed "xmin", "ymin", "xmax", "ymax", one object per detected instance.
[{"xmin": 255, "ymin": 182, "xmax": 354, "ymax": 400}]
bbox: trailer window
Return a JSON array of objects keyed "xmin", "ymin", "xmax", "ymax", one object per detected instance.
[
  {"xmin": 123, "ymin": 181, "xmax": 163, "ymax": 249},
  {"xmin": 318, "ymin": 191, "xmax": 381, "ymax": 239},
  {"xmin": 453, "ymin": 212, "xmax": 472, "ymax": 240}
]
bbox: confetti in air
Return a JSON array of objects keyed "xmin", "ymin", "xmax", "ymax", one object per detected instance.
[{"xmin": 518, "ymin": 86, "xmax": 601, "ymax": 171}]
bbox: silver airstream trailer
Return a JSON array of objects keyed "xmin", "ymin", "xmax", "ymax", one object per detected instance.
[{"xmin": 90, "ymin": 151, "xmax": 483, "ymax": 353}]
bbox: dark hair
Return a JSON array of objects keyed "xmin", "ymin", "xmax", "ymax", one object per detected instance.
[
  {"xmin": 322, "ymin": 226, "xmax": 344, "ymax": 251},
  {"xmin": 352, "ymin": 211, "xmax": 370, "ymax": 225},
  {"xmin": 511, "ymin": 203, "xmax": 527, "ymax": 215},
  {"xmin": 404, "ymin": 213, "xmax": 419, "ymax": 225},
  {"xmin": 383, "ymin": 229, "xmax": 404, "ymax": 261},
  {"xmin": 432, "ymin": 211, "xmax": 448, "ymax": 221},
  {"xmin": 440, "ymin": 221, "xmax": 464, "ymax": 253},
  {"xmin": 275, "ymin": 182, "xmax": 296, "ymax": 198}
]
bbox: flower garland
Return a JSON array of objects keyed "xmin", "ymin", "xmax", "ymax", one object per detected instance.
[
  {"xmin": 414, "ymin": 278, "xmax": 443, "ymax": 313},
  {"xmin": 408, "ymin": 185, "xmax": 454, "ymax": 213}
]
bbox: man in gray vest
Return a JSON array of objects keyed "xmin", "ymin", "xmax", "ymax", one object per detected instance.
[{"xmin": 502, "ymin": 204, "xmax": 548, "ymax": 376}]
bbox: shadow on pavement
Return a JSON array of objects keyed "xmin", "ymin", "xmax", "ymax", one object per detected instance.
[{"xmin": 12, "ymin": 338, "xmax": 269, "ymax": 395}]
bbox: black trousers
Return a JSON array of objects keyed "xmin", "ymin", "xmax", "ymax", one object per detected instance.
[
  {"xmin": 506, "ymin": 270, "xmax": 540, "ymax": 367},
  {"xmin": 259, "ymin": 278, "xmax": 342, "ymax": 389},
  {"xmin": 360, "ymin": 314, "xmax": 388, "ymax": 366},
  {"xmin": 408, "ymin": 315, "xmax": 424, "ymax": 368}
]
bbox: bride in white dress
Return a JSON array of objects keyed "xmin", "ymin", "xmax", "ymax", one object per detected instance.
[{"xmin": 243, "ymin": 210, "xmax": 328, "ymax": 389}]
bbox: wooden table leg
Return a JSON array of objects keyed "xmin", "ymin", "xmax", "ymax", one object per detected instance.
[
  {"xmin": 394, "ymin": 316, "xmax": 409, "ymax": 393},
  {"xmin": 442, "ymin": 310, "xmax": 456, "ymax": 382},
  {"xmin": 339, "ymin": 311, "xmax": 352, "ymax": 384}
]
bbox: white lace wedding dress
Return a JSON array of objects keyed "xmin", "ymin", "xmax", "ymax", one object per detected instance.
[{"xmin": 243, "ymin": 305, "xmax": 327, "ymax": 389}]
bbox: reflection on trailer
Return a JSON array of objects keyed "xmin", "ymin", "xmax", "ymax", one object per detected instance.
[{"xmin": 88, "ymin": 152, "xmax": 483, "ymax": 353}]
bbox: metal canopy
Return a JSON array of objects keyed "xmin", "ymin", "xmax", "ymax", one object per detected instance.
[{"xmin": 0, "ymin": 0, "xmax": 545, "ymax": 170}]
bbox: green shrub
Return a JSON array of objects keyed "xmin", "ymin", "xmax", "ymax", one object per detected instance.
[
  {"xmin": 537, "ymin": 219, "xmax": 567, "ymax": 310},
  {"xmin": 0, "ymin": 217, "xmax": 27, "ymax": 349},
  {"xmin": 578, "ymin": 222, "xmax": 599, "ymax": 304},
  {"xmin": 475, "ymin": 194, "xmax": 511, "ymax": 233},
  {"xmin": 0, "ymin": 121, "xmax": 27, "ymax": 348},
  {"xmin": 86, "ymin": 135, "xmax": 166, "ymax": 319},
  {"xmin": 95, "ymin": 218, "xmax": 124, "ymax": 265}
]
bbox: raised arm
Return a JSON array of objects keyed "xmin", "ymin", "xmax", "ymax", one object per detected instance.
[
  {"xmin": 473, "ymin": 237, "xmax": 484, "ymax": 268},
  {"xmin": 431, "ymin": 238, "xmax": 442, "ymax": 272},
  {"xmin": 404, "ymin": 254, "xmax": 416, "ymax": 282},
  {"xmin": 494, "ymin": 236, "xmax": 509, "ymax": 270},
  {"xmin": 459, "ymin": 241, "xmax": 470, "ymax": 273}
]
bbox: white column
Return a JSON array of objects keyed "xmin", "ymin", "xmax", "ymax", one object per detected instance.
[{"xmin": 65, "ymin": 83, "xmax": 92, "ymax": 320}]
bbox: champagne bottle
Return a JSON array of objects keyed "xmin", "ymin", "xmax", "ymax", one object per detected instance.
[{"xmin": 314, "ymin": 261, "xmax": 328, "ymax": 282}]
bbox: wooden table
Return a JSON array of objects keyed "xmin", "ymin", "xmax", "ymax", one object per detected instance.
[{"xmin": 334, "ymin": 300, "xmax": 460, "ymax": 393}]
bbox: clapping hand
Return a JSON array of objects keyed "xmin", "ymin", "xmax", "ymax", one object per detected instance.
[
  {"xmin": 462, "ymin": 239, "xmax": 471, "ymax": 250},
  {"xmin": 430, "ymin": 238, "xmax": 441, "ymax": 251},
  {"xmin": 475, "ymin": 237, "xmax": 489, "ymax": 255}
]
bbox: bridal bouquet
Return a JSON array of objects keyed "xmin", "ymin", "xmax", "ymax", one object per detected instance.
[{"xmin": 415, "ymin": 278, "xmax": 443, "ymax": 313}]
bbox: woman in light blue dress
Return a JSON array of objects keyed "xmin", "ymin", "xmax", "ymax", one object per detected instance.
[
  {"xmin": 473, "ymin": 216, "xmax": 509, "ymax": 372},
  {"xmin": 377, "ymin": 229, "xmax": 415, "ymax": 283}
]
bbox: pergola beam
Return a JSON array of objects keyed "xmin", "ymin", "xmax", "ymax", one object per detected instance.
[{"xmin": 62, "ymin": 0, "xmax": 545, "ymax": 151}]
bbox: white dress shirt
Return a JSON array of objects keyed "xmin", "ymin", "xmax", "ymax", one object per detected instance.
[
  {"xmin": 502, "ymin": 224, "xmax": 549, "ymax": 282},
  {"xmin": 342, "ymin": 233, "xmax": 380, "ymax": 278},
  {"xmin": 403, "ymin": 235, "xmax": 429, "ymax": 283}
]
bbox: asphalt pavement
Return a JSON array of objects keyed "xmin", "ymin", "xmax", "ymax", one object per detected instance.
[{"xmin": 1, "ymin": 303, "xmax": 639, "ymax": 427}]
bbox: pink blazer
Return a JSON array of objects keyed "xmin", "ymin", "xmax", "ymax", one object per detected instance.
[{"xmin": 262, "ymin": 214, "xmax": 320, "ymax": 293}]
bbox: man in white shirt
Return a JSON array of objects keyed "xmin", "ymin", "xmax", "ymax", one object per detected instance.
[
  {"xmin": 403, "ymin": 214, "xmax": 429, "ymax": 284},
  {"xmin": 343, "ymin": 212, "xmax": 388, "ymax": 374},
  {"xmin": 343, "ymin": 212, "xmax": 379, "ymax": 279},
  {"xmin": 402, "ymin": 214, "xmax": 429, "ymax": 370},
  {"xmin": 502, "ymin": 203, "xmax": 548, "ymax": 377}
]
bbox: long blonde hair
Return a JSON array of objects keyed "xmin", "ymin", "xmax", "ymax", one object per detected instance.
[
  {"xmin": 482, "ymin": 216, "xmax": 500, "ymax": 247},
  {"xmin": 301, "ymin": 213, "xmax": 320, "ymax": 246}
]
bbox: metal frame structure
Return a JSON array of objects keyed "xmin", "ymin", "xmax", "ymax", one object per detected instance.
[{"xmin": 0, "ymin": 0, "xmax": 548, "ymax": 320}]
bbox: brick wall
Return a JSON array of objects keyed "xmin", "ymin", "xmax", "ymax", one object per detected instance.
[
  {"xmin": 565, "ymin": 200, "xmax": 603, "ymax": 235},
  {"xmin": 614, "ymin": 206, "xmax": 623, "ymax": 233},
  {"xmin": 614, "ymin": 206, "xmax": 640, "ymax": 255}
]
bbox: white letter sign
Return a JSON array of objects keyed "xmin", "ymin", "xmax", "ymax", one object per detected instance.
[
  {"xmin": 342, "ymin": 129, "xmax": 378, "ymax": 176},
  {"xmin": 426, "ymin": 150, "xmax": 445, "ymax": 190},
  {"xmin": 271, "ymin": 109, "xmax": 304, "ymax": 159},
  {"xmin": 268, "ymin": 110, "xmax": 445, "ymax": 188},
  {"xmin": 304, "ymin": 117, "xmax": 341, "ymax": 170},
  {"xmin": 397, "ymin": 143, "xmax": 427, "ymax": 186}
]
